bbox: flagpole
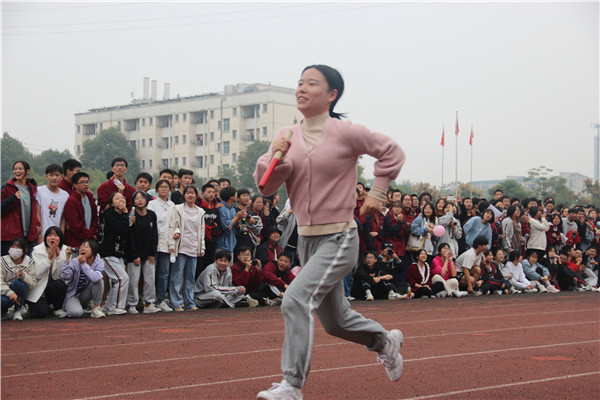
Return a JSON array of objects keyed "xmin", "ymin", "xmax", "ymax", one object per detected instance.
[
  {"xmin": 441, "ymin": 125, "xmax": 445, "ymax": 195},
  {"xmin": 455, "ymin": 111, "xmax": 458, "ymax": 196}
]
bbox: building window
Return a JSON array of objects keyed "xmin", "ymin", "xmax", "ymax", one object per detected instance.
[
  {"xmin": 182, "ymin": 157, "xmax": 186, "ymax": 166},
  {"xmin": 175, "ymin": 136, "xmax": 179, "ymax": 145},
  {"xmin": 263, "ymin": 127, "xmax": 267, "ymax": 137},
  {"xmin": 142, "ymin": 139, "xmax": 146, "ymax": 147},
  {"xmin": 183, "ymin": 113, "xmax": 187, "ymax": 122},
  {"xmin": 232, "ymin": 130, "xmax": 237, "ymax": 139},
  {"xmin": 232, "ymin": 107, "xmax": 237, "ymax": 116},
  {"xmin": 182, "ymin": 135, "xmax": 187, "ymax": 144},
  {"xmin": 142, "ymin": 160, "xmax": 145, "ymax": 168},
  {"xmin": 210, "ymin": 155, "xmax": 214, "ymax": 164},
  {"xmin": 162, "ymin": 159, "xmax": 168, "ymax": 168},
  {"xmin": 99, "ymin": 123, "xmax": 103, "ymax": 130},
  {"xmin": 210, "ymin": 110, "xmax": 214, "ymax": 119},
  {"xmin": 263, "ymin": 104, "xmax": 268, "ymax": 113},
  {"xmin": 174, "ymin": 158, "xmax": 179, "ymax": 167},
  {"xmin": 149, "ymin": 117, "xmax": 153, "ymax": 126},
  {"xmin": 130, "ymin": 140, "xmax": 136, "ymax": 149},
  {"xmin": 223, "ymin": 164, "xmax": 230, "ymax": 170},
  {"xmin": 149, "ymin": 138, "xmax": 153, "ymax": 147},
  {"xmin": 223, "ymin": 141, "xmax": 230, "ymax": 155},
  {"xmin": 210, "ymin": 132, "xmax": 214, "ymax": 141},
  {"xmin": 223, "ymin": 118, "xmax": 230, "ymax": 132},
  {"xmin": 142, "ymin": 118, "xmax": 146, "ymax": 126},
  {"xmin": 149, "ymin": 159, "xmax": 153, "ymax": 168},
  {"xmin": 77, "ymin": 125, "xmax": 81, "ymax": 133},
  {"xmin": 117, "ymin": 121, "xmax": 121, "ymax": 129},
  {"xmin": 175, "ymin": 114, "xmax": 179, "ymax": 123}
]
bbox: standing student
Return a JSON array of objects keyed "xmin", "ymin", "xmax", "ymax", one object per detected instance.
[
  {"xmin": 59, "ymin": 159, "xmax": 82, "ymax": 195},
  {"xmin": 96, "ymin": 157, "xmax": 136, "ymax": 213},
  {"xmin": 254, "ymin": 64, "xmax": 405, "ymax": 399},
  {"xmin": 1, "ymin": 161, "xmax": 41, "ymax": 256},
  {"xmin": 98, "ymin": 192, "xmax": 130, "ymax": 315},
  {"xmin": 168, "ymin": 185, "xmax": 205, "ymax": 311},
  {"xmin": 125, "ymin": 191, "xmax": 160, "ymax": 314},
  {"xmin": 35, "ymin": 164, "xmax": 70, "ymax": 242},
  {"xmin": 63, "ymin": 172, "xmax": 99, "ymax": 249}
]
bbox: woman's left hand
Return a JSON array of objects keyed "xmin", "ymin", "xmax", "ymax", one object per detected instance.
[{"xmin": 360, "ymin": 196, "xmax": 382, "ymax": 216}]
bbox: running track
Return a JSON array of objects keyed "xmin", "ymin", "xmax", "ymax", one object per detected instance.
[{"xmin": 2, "ymin": 291, "xmax": 599, "ymax": 399}]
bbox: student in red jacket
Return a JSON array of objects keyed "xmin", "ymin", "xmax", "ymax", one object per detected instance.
[
  {"xmin": 96, "ymin": 157, "xmax": 135, "ymax": 213},
  {"xmin": 1, "ymin": 161, "xmax": 41, "ymax": 256},
  {"xmin": 58, "ymin": 159, "xmax": 82, "ymax": 196},
  {"xmin": 261, "ymin": 252, "xmax": 295, "ymax": 300},
  {"xmin": 231, "ymin": 246, "xmax": 264, "ymax": 306},
  {"xmin": 63, "ymin": 172, "xmax": 99, "ymax": 248}
]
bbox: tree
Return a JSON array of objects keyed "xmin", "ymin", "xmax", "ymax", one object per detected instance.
[
  {"xmin": 80, "ymin": 127, "xmax": 140, "ymax": 182},
  {"xmin": 488, "ymin": 180, "xmax": 532, "ymax": 200},
  {"xmin": 457, "ymin": 183, "xmax": 483, "ymax": 199},
  {"xmin": 578, "ymin": 179, "xmax": 600, "ymax": 207},
  {"xmin": 1, "ymin": 132, "xmax": 33, "ymax": 182},
  {"xmin": 525, "ymin": 166, "xmax": 574, "ymax": 205},
  {"xmin": 411, "ymin": 182, "xmax": 442, "ymax": 200},
  {"xmin": 230, "ymin": 140, "xmax": 270, "ymax": 192},
  {"xmin": 30, "ymin": 149, "xmax": 73, "ymax": 176}
]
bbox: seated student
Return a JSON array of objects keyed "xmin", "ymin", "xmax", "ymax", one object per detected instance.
[
  {"xmin": 455, "ymin": 235, "xmax": 488, "ymax": 295},
  {"xmin": 352, "ymin": 251, "xmax": 404, "ymax": 301},
  {"xmin": 134, "ymin": 172, "xmax": 154, "ymax": 199},
  {"xmin": 504, "ymin": 250, "xmax": 541, "ymax": 293},
  {"xmin": 406, "ymin": 249, "xmax": 444, "ymax": 298},
  {"xmin": 557, "ymin": 246, "xmax": 589, "ymax": 291},
  {"xmin": 573, "ymin": 249, "xmax": 599, "ymax": 290},
  {"xmin": 28, "ymin": 226, "xmax": 70, "ymax": 318},
  {"xmin": 1, "ymin": 238, "xmax": 36, "ymax": 320},
  {"xmin": 521, "ymin": 252, "xmax": 559, "ymax": 292},
  {"xmin": 261, "ymin": 251, "xmax": 296, "ymax": 302},
  {"xmin": 194, "ymin": 250, "xmax": 247, "ymax": 308},
  {"xmin": 479, "ymin": 250, "xmax": 509, "ymax": 295},
  {"xmin": 231, "ymin": 246, "xmax": 263, "ymax": 307},
  {"xmin": 581, "ymin": 247, "xmax": 599, "ymax": 288},
  {"xmin": 61, "ymin": 240, "xmax": 105, "ymax": 318},
  {"xmin": 430, "ymin": 243, "xmax": 467, "ymax": 297},
  {"xmin": 255, "ymin": 226, "xmax": 282, "ymax": 267}
]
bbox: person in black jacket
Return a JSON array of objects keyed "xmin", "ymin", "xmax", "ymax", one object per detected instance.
[
  {"xmin": 351, "ymin": 251, "xmax": 404, "ymax": 301},
  {"xmin": 98, "ymin": 192, "xmax": 130, "ymax": 315},
  {"xmin": 125, "ymin": 191, "xmax": 159, "ymax": 314}
]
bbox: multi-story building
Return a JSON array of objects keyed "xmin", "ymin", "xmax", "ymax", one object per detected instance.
[{"xmin": 74, "ymin": 80, "xmax": 299, "ymax": 179}]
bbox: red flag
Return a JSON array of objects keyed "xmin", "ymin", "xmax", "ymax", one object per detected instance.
[
  {"xmin": 455, "ymin": 112, "xmax": 459, "ymax": 136},
  {"xmin": 441, "ymin": 126, "xmax": 445, "ymax": 147},
  {"xmin": 469, "ymin": 126, "xmax": 474, "ymax": 146}
]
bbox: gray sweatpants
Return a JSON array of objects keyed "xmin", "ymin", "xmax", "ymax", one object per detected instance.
[
  {"xmin": 127, "ymin": 260, "xmax": 156, "ymax": 306},
  {"xmin": 281, "ymin": 227, "xmax": 388, "ymax": 388},
  {"xmin": 64, "ymin": 280, "xmax": 104, "ymax": 318}
]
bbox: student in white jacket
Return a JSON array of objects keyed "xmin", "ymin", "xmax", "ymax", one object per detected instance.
[{"xmin": 504, "ymin": 250, "xmax": 544, "ymax": 293}]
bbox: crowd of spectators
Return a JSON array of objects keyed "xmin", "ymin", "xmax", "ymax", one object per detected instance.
[{"xmin": 2, "ymin": 159, "xmax": 599, "ymax": 321}]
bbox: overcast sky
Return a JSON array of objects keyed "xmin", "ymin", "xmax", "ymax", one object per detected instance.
[{"xmin": 3, "ymin": 1, "xmax": 599, "ymax": 187}]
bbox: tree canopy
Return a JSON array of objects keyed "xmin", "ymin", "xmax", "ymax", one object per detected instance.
[{"xmin": 80, "ymin": 127, "xmax": 140, "ymax": 182}]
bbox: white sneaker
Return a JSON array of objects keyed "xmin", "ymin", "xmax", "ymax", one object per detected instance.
[
  {"xmin": 54, "ymin": 309, "xmax": 68, "ymax": 318},
  {"xmin": 345, "ymin": 296, "xmax": 356, "ymax": 301},
  {"xmin": 244, "ymin": 295, "xmax": 259, "ymax": 308},
  {"xmin": 376, "ymin": 329, "xmax": 404, "ymax": 381},
  {"xmin": 107, "ymin": 308, "xmax": 127, "ymax": 315},
  {"xmin": 525, "ymin": 288, "xmax": 538, "ymax": 293},
  {"xmin": 538, "ymin": 285, "xmax": 548, "ymax": 293},
  {"xmin": 91, "ymin": 307, "xmax": 106, "ymax": 319},
  {"xmin": 546, "ymin": 284, "xmax": 560, "ymax": 293},
  {"xmin": 388, "ymin": 291, "xmax": 406, "ymax": 300},
  {"xmin": 365, "ymin": 289, "xmax": 374, "ymax": 301},
  {"xmin": 435, "ymin": 291, "xmax": 447, "ymax": 298},
  {"xmin": 495, "ymin": 290, "xmax": 503, "ymax": 295},
  {"xmin": 12, "ymin": 309, "xmax": 24, "ymax": 321},
  {"xmin": 257, "ymin": 380, "xmax": 303, "ymax": 400},
  {"xmin": 128, "ymin": 306, "xmax": 139, "ymax": 314},
  {"xmin": 157, "ymin": 301, "xmax": 173, "ymax": 312},
  {"xmin": 143, "ymin": 304, "xmax": 161, "ymax": 313},
  {"xmin": 452, "ymin": 290, "xmax": 468, "ymax": 298}
]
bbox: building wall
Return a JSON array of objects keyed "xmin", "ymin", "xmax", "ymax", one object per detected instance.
[{"xmin": 75, "ymin": 84, "xmax": 299, "ymax": 180}]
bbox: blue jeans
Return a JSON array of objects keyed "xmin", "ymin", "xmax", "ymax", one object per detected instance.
[
  {"xmin": 1, "ymin": 279, "xmax": 28, "ymax": 313},
  {"xmin": 343, "ymin": 272, "xmax": 353, "ymax": 296},
  {"xmin": 155, "ymin": 252, "xmax": 171, "ymax": 303},
  {"xmin": 169, "ymin": 254, "xmax": 197, "ymax": 309}
]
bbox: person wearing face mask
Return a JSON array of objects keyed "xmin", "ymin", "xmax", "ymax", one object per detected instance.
[{"xmin": 1, "ymin": 238, "xmax": 36, "ymax": 320}]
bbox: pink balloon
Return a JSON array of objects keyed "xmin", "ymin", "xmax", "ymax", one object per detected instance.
[{"xmin": 433, "ymin": 225, "xmax": 446, "ymax": 237}]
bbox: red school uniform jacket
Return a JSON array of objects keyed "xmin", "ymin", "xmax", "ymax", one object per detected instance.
[
  {"xmin": 96, "ymin": 177, "xmax": 136, "ymax": 213},
  {"xmin": 1, "ymin": 178, "xmax": 40, "ymax": 242},
  {"xmin": 64, "ymin": 191, "xmax": 99, "ymax": 248},
  {"xmin": 231, "ymin": 261, "xmax": 264, "ymax": 292}
]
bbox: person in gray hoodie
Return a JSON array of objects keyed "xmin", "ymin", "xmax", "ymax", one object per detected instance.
[{"xmin": 194, "ymin": 250, "xmax": 246, "ymax": 308}]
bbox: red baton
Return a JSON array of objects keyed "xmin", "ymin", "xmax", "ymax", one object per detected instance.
[{"xmin": 258, "ymin": 130, "xmax": 293, "ymax": 190}]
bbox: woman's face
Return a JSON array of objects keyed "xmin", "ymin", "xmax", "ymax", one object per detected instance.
[
  {"xmin": 495, "ymin": 250, "xmax": 504, "ymax": 262},
  {"xmin": 418, "ymin": 250, "xmax": 427, "ymax": 262},
  {"xmin": 440, "ymin": 246, "xmax": 450, "ymax": 258},
  {"xmin": 423, "ymin": 205, "xmax": 434, "ymax": 217},
  {"xmin": 157, "ymin": 183, "xmax": 170, "ymax": 197},
  {"xmin": 79, "ymin": 242, "xmax": 93, "ymax": 258},
  {"xmin": 13, "ymin": 162, "xmax": 28, "ymax": 180},
  {"xmin": 402, "ymin": 195, "xmax": 412, "ymax": 208},
  {"xmin": 552, "ymin": 215, "xmax": 561, "ymax": 226},
  {"xmin": 296, "ymin": 68, "xmax": 336, "ymax": 118},
  {"xmin": 561, "ymin": 208, "xmax": 569, "ymax": 217},
  {"xmin": 46, "ymin": 231, "xmax": 60, "ymax": 248},
  {"xmin": 134, "ymin": 193, "xmax": 147, "ymax": 209},
  {"xmin": 253, "ymin": 197, "xmax": 264, "ymax": 211},
  {"xmin": 436, "ymin": 199, "xmax": 445, "ymax": 211},
  {"xmin": 184, "ymin": 188, "xmax": 197, "ymax": 204},
  {"xmin": 486, "ymin": 253, "xmax": 493, "ymax": 263},
  {"xmin": 112, "ymin": 193, "xmax": 126, "ymax": 209}
]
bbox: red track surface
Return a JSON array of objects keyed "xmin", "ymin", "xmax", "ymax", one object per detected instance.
[{"xmin": 2, "ymin": 291, "xmax": 599, "ymax": 399}]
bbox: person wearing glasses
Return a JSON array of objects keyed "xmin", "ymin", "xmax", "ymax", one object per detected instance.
[{"xmin": 64, "ymin": 172, "xmax": 99, "ymax": 250}]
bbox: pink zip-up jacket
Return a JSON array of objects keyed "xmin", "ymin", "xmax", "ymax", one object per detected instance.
[{"xmin": 254, "ymin": 117, "xmax": 405, "ymax": 229}]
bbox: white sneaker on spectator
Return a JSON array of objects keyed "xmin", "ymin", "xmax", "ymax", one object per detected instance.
[
  {"xmin": 157, "ymin": 301, "xmax": 173, "ymax": 312},
  {"xmin": 107, "ymin": 307, "xmax": 127, "ymax": 315},
  {"xmin": 546, "ymin": 284, "xmax": 560, "ymax": 293},
  {"xmin": 91, "ymin": 307, "xmax": 106, "ymax": 319},
  {"xmin": 376, "ymin": 329, "xmax": 404, "ymax": 381},
  {"xmin": 144, "ymin": 304, "xmax": 161, "ymax": 313},
  {"xmin": 365, "ymin": 289, "xmax": 374, "ymax": 301},
  {"xmin": 495, "ymin": 290, "xmax": 503, "ymax": 295},
  {"xmin": 538, "ymin": 285, "xmax": 548, "ymax": 293},
  {"xmin": 388, "ymin": 291, "xmax": 406, "ymax": 300},
  {"xmin": 128, "ymin": 306, "xmax": 139, "ymax": 314},
  {"xmin": 525, "ymin": 288, "xmax": 538, "ymax": 293},
  {"xmin": 345, "ymin": 295, "xmax": 356, "ymax": 301},
  {"xmin": 244, "ymin": 295, "xmax": 259, "ymax": 308},
  {"xmin": 257, "ymin": 380, "xmax": 303, "ymax": 400},
  {"xmin": 435, "ymin": 291, "xmax": 447, "ymax": 298},
  {"xmin": 451, "ymin": 290, "xmax": 468, "ymax": 298},
  {"xmin": 54, "ymin": 309, "xmax": 68, "ymax": 318},
  {"xmin": 12, "ymin": 309, "xmax": 24, "ymax": 321}
]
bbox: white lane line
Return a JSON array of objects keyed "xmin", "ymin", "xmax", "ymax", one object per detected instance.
[
  {"xmin": 2, "ymin": 317, "xmax": 597, "ymax": 358},
  {"xmin": 399, "ymin": 371, "xmax": 600, "ymax": 400},
  {"xmin": 2, "ymin": 325, "xmax": 598, "ymax": 379},
  {"xmin": 66, "ymin": 340, "xmax": 600, "ymax": 400}
]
